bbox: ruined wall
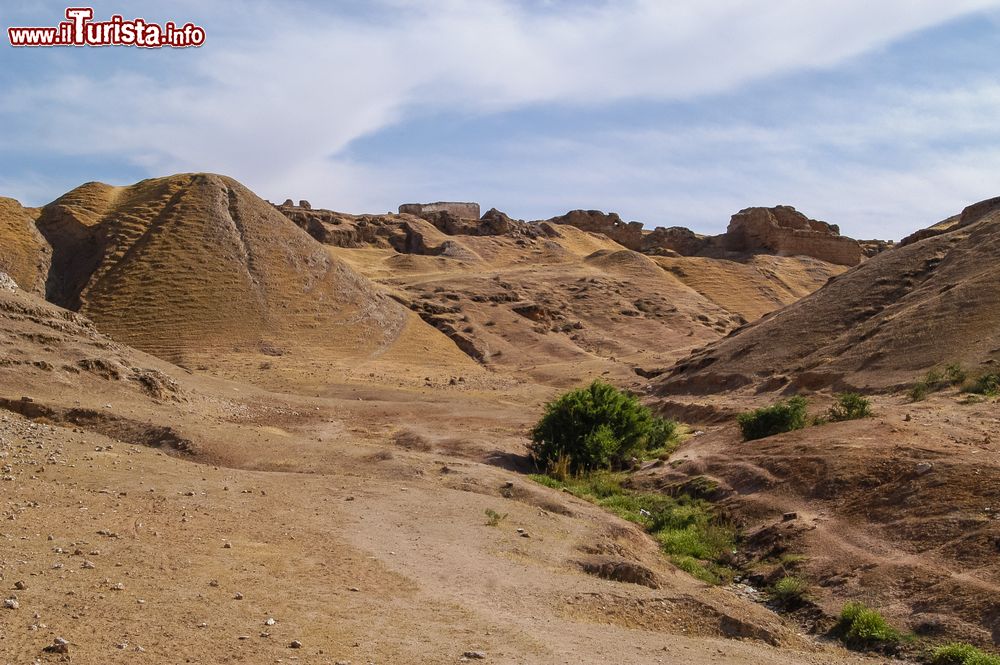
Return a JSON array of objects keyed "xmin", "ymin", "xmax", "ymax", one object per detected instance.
[
  {"xmin": 399, "ymin": 202, "xmax": 481, "ymax": 220},
  {"xmin": 724, "ymin": 206, "xmax": 863, "ymax": 266}
]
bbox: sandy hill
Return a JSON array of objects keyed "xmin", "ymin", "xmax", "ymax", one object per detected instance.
[
  {"xmin": 4, "ymin": 174, "xmax": 480, "ymax": 391},
  {"xmin": 0, "ymin": 197, "xmax": 49, "ymax": 295},
  {"xmin": 657, "ymin": 197, "xmax": 1000, "ymax": 395}
]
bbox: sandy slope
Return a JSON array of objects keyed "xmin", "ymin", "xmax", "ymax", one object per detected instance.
[
  {"xmin": 657, "ymin": 198, "xmax": 1000, "ymax": 395},
  {"xmin": 0, "ymin": 285, "xmax": 884, "ymax": 664}
]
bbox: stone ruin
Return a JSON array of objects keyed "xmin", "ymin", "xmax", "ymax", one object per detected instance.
[{"xmin": 399, "ymin": 202, "xmax": 481, "ymax": 220}]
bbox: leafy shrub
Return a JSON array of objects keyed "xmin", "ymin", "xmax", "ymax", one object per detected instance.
[
  {"xmin": 931, "ymin": 643, "xmax": 1000, "ymax": 665},
  {"xmin": 737, "ymin": 396, "xmax": 808, "ymax": 441},
  {"xmin": 770, "ymin": 576, "xmax": 809, "ymax": 604},
  {"xmin": 828, "ymin": 393, "xmax": 872, "ymax": 422},
  {"xmin": 910, "ymin": 365, "xmax": 966, "ymax": 401},
  {"xmin": 530, "ymin": 380, "xmax": 677, "ymax": 473},
  {"xmin": 838, "ymin": 602, "xmax": 900, "ymax": 647},
  {"xmin": 964, "ymin": 373, "xmax": 1000, "ymax": 397}
]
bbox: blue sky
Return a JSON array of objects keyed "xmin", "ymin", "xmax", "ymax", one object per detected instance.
[{"xmin": 2, "ymin": 1, "xmax": 1000, "ymax": 239}]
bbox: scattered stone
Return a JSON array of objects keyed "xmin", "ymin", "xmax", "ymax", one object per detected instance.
[
  {"xmin": 82, "ymin": 560, "xmax": 96, "ymax": 569},
  {"xmin": 264, "ymin": 617, "xmax": 276, "ymax": 626},
  {"xmin": 43, "ymin": 637, "xmax": 69, "ymax": 654},
  {"xmin": 234, "ymin": 592, "xmax": 244, "ymax": 600},
  {"xmin": 13, "ymin": 581, "xmax": 26, "ymax": 590},
  {"xmin": 289, "ymin": 640, "xmax": 303, "ymax": 649},
  {"xmin": 782, "ymin": 512, "xmax": 798, "ymax": 522},
  {"xmin": 915, "ymin": 462, "xmax": 934, "ymax": 476},
  {"xmin": 4, "ymin": 597, "xmax": 19, "ymax": 609},
  {"xmin": 463, "ymin": 651, "xmax": 487, "ymax": 659},
  {"xmin": 222, "ymin": 541, "xmax": 232, "ymax": 549},
  {"xmin": 348, "ymin": 587, "xmax": 360, "ymax": 592}
]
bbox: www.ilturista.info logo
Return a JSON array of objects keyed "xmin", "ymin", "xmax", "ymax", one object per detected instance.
[{"xmin": 8, "ymin": 7, "xmax": 205, "ymax": 48}]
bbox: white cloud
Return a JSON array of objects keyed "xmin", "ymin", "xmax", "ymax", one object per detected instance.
[{"xmin": 2, "ymin": 0, "xmax": 1000, "ymax": 233}]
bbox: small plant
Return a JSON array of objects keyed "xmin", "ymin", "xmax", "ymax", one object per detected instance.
[
  {"xmin": 838, "ymin": 602, "xmax": 900, "ymax": 647},
  {"xmin": 484, "ymin": 508, "xmax": 508, "ymax": 527},
  {"xmin": 770, "ymin": 576, "xmax": 809, "ymax": 604},
  {"xmin": 963, "ymin": 372, "xmax": 1000, "ymax": 397},
  {"xmin": 931, "ymin": 642, "xmax": 1000, "ymax": 665},
  {"xmin": 530, "ymin": 380, "xmax": 678, "ymax": 473},
  {"xmin": 910, "ymin": 365, "xmax": 967, "ymax": 401},
  {"xmin": 778, "ymin": 552, "xmax": 807, "ymax": 566},
  {"xmin": 737, "ymin": 396, "xmax": 808, "ymax": 441},
  {"xmin": 828, "ymin": 393, "xmax": 872, "ymax": 422}
]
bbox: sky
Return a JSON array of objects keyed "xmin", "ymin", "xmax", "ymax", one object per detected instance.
[{"xmin": 2, "ymin": 1, "xmax": 1000, "ymax": 240}]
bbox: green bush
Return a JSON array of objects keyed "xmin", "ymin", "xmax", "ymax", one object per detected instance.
[
  {"xmin": 530, "ymin": 380, "xmax": 677, "ymax": 473},
  {"xmin": 770, "ymin": 576, "xmax": 809, "ymax": 604},
  {"xmin": 737, "ymin": 396, "xmax": 809, "ymax": 441},
  {"xmin": 839, "ymin": 602, "xmax": 900, "ymax": 646},
  {"xmin": 964, "ymin": 373, "xmax": 1000, "ymax": 397},
  {"xmin": 931, "ymin": 643, "xmax": 1000, "ymax": 665},
  {"xmin": 828, "ymin": 393, "xmax": 873, "ymax": 422},
  {"xmin": 528, "ymin": 472, "xmax": 736, "ymax": 584}
]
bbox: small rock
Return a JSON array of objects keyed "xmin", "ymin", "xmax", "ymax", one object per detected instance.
[
  {"xmin": 782, "ymin": 512, "xmax": 798, "ymax": 522},
  {"xmin": 289, "ymin": 640, "xmax": 303, "ymax": 649},
  {"xmin": 82, "ymin": 560, "xmax": 96, "ymax": 569},
  {"xmin": 234, "ymin": 592, "xmax": 244, "ymax": 600},
  {"xmin": 4, "ymin": 597, "xmax": 19, "ymax": 609},
  {"xmin": 222, "ymin": 541, "xmax": 232, "ymax": 549},
  {"xmin": 264, "ymin": 617, "xmax": 276, "ymax": 626},
  {"xmin": 43, "ymin": 637, "xmax": 69, "ymax": 654},
  {"xmin": 914, "ymin": 462, "xmax": 934, "ymax": 476},
  {"xmin": 13, "ymin": 581, "xmax": 26, "ymax": 590},
  {"xmin": 463, "ymin": 651, "xmax": 487, "ymax": 659}
]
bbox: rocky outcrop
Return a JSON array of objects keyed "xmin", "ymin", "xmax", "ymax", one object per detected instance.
[
  {"xmin": 546, "ymin": 205, "xmax": 867, "ymax": 265},
  {"xmin": 899, "ymin": 197, "xmax": 1000, "ymax": 247},
  {"xmin": 723, "ymin": 206, "xmax": 863, "ymax": 266},
  {"xmin": 283, "ymin": 198, "xmax": 871, "ymax": 267},
  {"xmin": 276, "ymin": 204, "xmax": 381, "ymax": 248},
  {"xmin": 398, "ymin": 201, "xmax": 481, "ymax": 220},
  {"xmin": 545, "ymin": 210, "xmax": 644, "ymax": 251},
  {"xmin": 276, "ymin": 201, "xmax": 552, "ymax": 251}
]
